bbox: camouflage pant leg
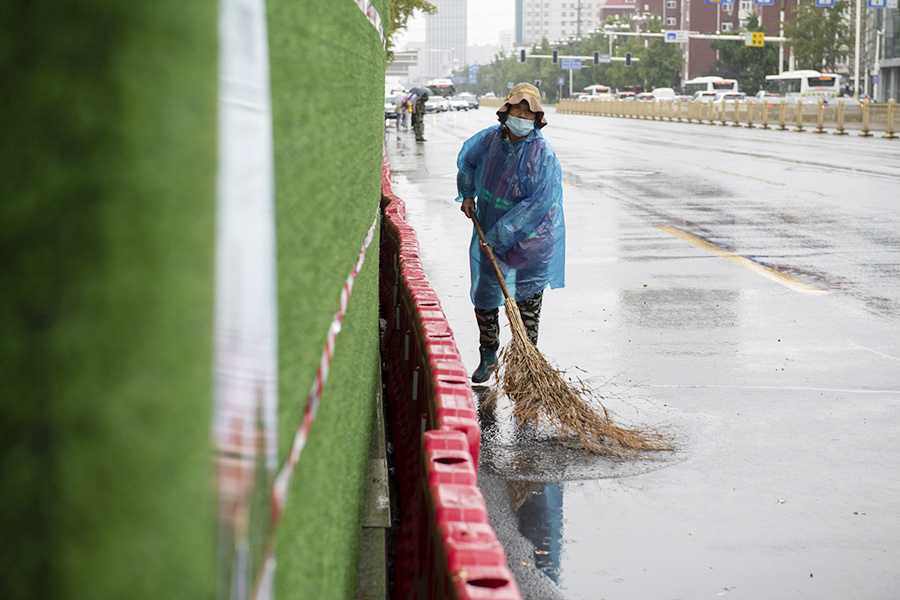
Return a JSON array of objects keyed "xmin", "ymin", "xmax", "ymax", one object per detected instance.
[
  {"xmin": 474, "ymin": 307, "xmax": 500, "ymax": 351},
  {"xmin": 516, "ymin": 291, "xmax": 543, "ymax": 346},
  {"xmin": 414, "ymin": 98, "xmax": 427, "ymax": 139}
]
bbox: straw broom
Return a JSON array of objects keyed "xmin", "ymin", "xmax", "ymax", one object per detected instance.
[{"xmin": 471, "ymin": 215, "xmax": 672, "ymax": 456}]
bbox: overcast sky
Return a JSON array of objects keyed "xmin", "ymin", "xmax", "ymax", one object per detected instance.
[{"xmin": 394, "ymin": 0, "xmax": 516, "ymax": 48}]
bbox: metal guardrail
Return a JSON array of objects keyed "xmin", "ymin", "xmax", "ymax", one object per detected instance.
[{"xmin": 558, "ymin": 97, "xmax": 899, "ymax": 139}]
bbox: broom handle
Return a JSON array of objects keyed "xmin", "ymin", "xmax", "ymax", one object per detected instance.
[{"xmin": 470, "ymin": 214, "xmax": 514, "ymax": 302}]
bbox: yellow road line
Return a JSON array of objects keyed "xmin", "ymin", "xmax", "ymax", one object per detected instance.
[
  {"xmin": 657, "ymin": 225, "xmax": 826, "ymax": 294},
  {"xmin": 704, "ymin": 167, "xmax": 786, "ymax": 186}
]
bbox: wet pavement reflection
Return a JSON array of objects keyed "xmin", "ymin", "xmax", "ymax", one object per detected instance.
[{"xmin": 385, "ymin": 108, "xmax": 900, "ymax": 599}]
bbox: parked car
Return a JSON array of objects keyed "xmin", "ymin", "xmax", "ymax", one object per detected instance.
[
  {"xmin": 650, "ymin": 87, "xmax": 676, "ymax": 102},
  {"xmin": 750, "ymin": 92, "xmax": 782, "ymax": 107},
  {"xmin": 448, "ymin": 95, "xmax": 469, "ymax": 111},
  {"xmin": 458, "ymin": 92, "xmax": 479, "ymax": 109},
  {"xmin": 425, "ymin": 95, "xmax": 450, "ymax": 112},
  {"xmin": 713, "ymin": 92, "xmax": 747, "ymax": 107},
  {"xmin": 384, "ymin": 94, "xmax": 401, "ymax": 121},
  {"xmin": 833, "ymin": 95, "xmax": 862, "ymax": 110}
]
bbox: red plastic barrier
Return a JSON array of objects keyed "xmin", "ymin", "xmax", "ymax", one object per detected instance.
[
  {"xmin": 441, "ymin": 522, "xmax": 508, "ymax": 571},
  {"xmin": 450, "ymin": 565, "xmax": 521, "ymax": 600},
  {"xmin": 382, "ymin": 153, "xmax": 521, "ymax": 600}
]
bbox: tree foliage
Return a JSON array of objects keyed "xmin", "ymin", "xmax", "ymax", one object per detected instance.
[
  {"xmin": 451, "ymin": 16, "xmax": 682, "ymax": 101},
  {"xmin": 782, "ymin": 0, "xmax": 853, "ymax": 72},
  {"xmin": 386, "ymin": 0, "xmax": 436, "ymax": 58},
  {"xmin": 709, "ymin": 15, "xmax": 779, "ymax": 94}
]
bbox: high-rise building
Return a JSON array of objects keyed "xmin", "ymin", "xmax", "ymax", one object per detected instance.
[
  {"xmin": 426, "ymin": 0, "xmax": 467, "ymax": 78},
  {"xmin": 517, "ymin": 0, "xmax": 605, "ymax": 46}
]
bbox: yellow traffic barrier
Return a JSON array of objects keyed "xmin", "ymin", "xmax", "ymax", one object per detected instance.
[
  {"xmin": 745, "ymin": 102, "xmax": 755, "ymax": 128},
  {"xmin": 759, "ymin": 102, "xmax": 770, "ymax": 130},
  {"xmin": 884, "ymin": 99, "xmax": 898, "ymax": 140},
  {"xmin": 813, "ymin": 98, "xmax": 827, "ymax": 133},
  {"xmin": 777, "ymin": 99, "xmax": 788, "ymax": 131},
  {"xmin": 859, "ymin": 99, "xmax": 873, "ymax": 137},
  {"xmin": 732, "ymin": 101, "xmax": 741, "ymax": 127},
  {"xmin": 833, "ymin": 99, "xmax": 848, "ymax": 135},
  {"xmin": 794, "ymin": 99, "xmax": 806, "ymax": 132}
]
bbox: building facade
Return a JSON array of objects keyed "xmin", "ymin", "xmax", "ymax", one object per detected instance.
[
  {"xmin": 517, "ymin": 0, "xmax": 607, "ymax": 45},
  {"xmin": 425, "ymin": 0, "xmax": 467, "ymax": 78},
  {"xmin": 874, "ymin": 7, "xmax": 899, "ymax": 101}
]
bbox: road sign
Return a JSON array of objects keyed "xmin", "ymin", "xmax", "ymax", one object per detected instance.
[
  {"xmin": 557, "ymin": 77, "xmax": 565, "ymax": 86},
  {"xmin": 596, "ymin": 53, "xmax": 611, "ymax": 63},
  {"xmin": 664, "ymin": 30, "xmax": 688, "ymax": 43},
  {"xmin": 468, "ymin": 64, "xmax": 480, "ymax": 85},
  {"xmin": 508, "ymin": 82, "xmax": 514, "ymax": 89},
  {"xmin": 868, "ymin": 0, "xmax": 886, "ymax": 7},
  {"xmin": 561, "ymin": 57, "xmax": 582, "ymax": 70},
  {"xmin": 815, "ymin": 0, "xmax": 835, "ymax": 6},
  {"xmin": 745, "ymin": 31, "xmax": 764, "ymax": 47}
]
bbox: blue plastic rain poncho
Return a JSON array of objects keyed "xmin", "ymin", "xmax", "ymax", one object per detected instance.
[{"xmin": 456, "ymin": 124, "xmax": 565, "ymax": 309}]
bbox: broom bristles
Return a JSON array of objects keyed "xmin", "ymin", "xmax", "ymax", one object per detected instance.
[{"xmin": 498, "ymin": 299, "xmax": 671, "ymax": 456}]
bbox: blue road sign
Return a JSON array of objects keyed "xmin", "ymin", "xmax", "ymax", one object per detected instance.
[
  {"xmin": 561, "ymin": 57, "xmax": 582, "ymax": 70},
  {"xmin": 468, "ymin": 64, "xmax": 480, "ymax": 85},
  {"xmin": 557, "ymin": 77, "xmax": 565, "ymax": 86}
]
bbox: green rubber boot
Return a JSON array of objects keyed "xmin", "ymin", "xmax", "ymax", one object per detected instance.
[{"xmin": 472, "ymin": 347, "xmax": 498, "ymax": 384}]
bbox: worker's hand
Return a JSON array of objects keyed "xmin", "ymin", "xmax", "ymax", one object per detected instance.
[{"xmin": 461, "ymin": 198, "xmax": 476, "ymax": 219}]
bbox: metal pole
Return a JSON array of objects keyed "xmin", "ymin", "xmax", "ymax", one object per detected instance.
[
  {"xmin": 779, "ymin": 0, "xmax": 785, "ymax": 73},
  {"xmin": 874, "ymin": 28, "xmax": 882, "ymax": 101},
  {"xmin": 854, "ymin": 0, "xmax": 861, "ymax": 99}
]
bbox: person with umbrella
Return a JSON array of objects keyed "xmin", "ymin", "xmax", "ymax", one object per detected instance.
[
  {"xmin": 395, "ymin": 91, "xmax": 413, "ymax": 131},
  {"xmin": 456, "ymin": 82, "xmax": 565, "ymax": 383},
  {"xmin": 407, "ymin": 86, "xmax": 431, "ymax": 141}
]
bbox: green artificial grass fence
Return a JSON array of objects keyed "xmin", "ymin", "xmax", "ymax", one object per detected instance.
[
  {"xmin": 268, "ymin": 0, "xmax": 387, "ymax": 597},
  {"xmin": 1, "ymin": 0, "xmax": 389, "ymax": 598},
  {"xmin": 0, "ymin": 2, "xmax": 219, "ymax": 599}
]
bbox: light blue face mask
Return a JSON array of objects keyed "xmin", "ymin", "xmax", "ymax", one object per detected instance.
[{"xmin": 505, "ymin": 115, "xmax": 535, "ymax": 138}]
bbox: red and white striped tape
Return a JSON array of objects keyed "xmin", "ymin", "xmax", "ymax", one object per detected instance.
[{"xmin": 252, "ymin": 208, "xmax": 379, "ymax": 600}]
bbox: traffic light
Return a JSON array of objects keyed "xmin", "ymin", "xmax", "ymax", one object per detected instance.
[
  {"xmin": 625, "ymin": 52, "xmax": 632, "ymax": 67},
  {"xmin": 519, "ymin": 48, "xmax": 526, "ymax": 63},
  {"xmin": 593, "ymin": 51, "xmax": 600, "ymax": 66},
  {"xmin": 552, "ymin": 49, "xmax": 558, "ymax": 64}
]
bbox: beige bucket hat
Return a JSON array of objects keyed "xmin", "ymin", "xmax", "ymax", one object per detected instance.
[{"xmin": 497, "ymin": 82, "xmax": 548, "ymax": 128}]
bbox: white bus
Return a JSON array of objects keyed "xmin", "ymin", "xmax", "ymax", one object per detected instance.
[
  {"xmin": 764, "ymin": 70, "xmax": 841, "ymax": 100},
  {"xmin": 682, "ymin": 76, "xmax": 740, "ymax": 96}
]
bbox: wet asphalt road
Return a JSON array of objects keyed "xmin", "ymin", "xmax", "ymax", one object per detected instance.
[{"xmin": 383, "ymin": 107, "xmax": 900, "ymax": 599}]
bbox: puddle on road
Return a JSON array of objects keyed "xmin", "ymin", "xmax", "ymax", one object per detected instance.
[{"xmin": 473, "ymin": 386, "xmax": 682, "ymax": 482}]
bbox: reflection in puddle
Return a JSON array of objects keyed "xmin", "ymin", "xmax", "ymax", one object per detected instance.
[{"xmin": 510, "ymin": 480, "xmax": 563, "ymax": 583}]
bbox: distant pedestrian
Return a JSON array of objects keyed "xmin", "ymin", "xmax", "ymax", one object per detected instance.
[
  {"xmin": 456, "ymin": 82, "xmax": 565, "ymax": 383},
  {"xmin": 408, "ymin": 86, "xmax": 431, "ymax": 141},
  {"xmin": 396, "ymin": 92, "xmax": 413, "ymax": 131}
]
